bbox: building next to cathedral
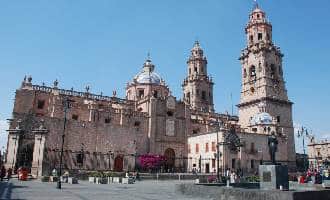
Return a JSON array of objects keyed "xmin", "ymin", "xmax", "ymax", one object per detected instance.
[{"xmin": 5, "ymin": 4, "xmax": 296, "ymax": 177}]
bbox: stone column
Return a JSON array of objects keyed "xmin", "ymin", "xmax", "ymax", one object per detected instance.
[
  {"xmin": 31, "ymin": 126, "xmax": 48, "ymax": 178},
  {"xmin": 5, "ymin": 129, "xmax": 21, "ymax": 170}
]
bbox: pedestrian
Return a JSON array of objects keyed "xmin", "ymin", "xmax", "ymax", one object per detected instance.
[
  {"xmin": 0, "ymin": 166, "xmax": 6, "ymax": 181},
  {"xmin": 7, "ymin": 168, "xmax": 12, "ymax": 181}
]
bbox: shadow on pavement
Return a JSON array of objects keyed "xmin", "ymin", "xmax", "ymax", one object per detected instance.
[{"xmin": 0, "ymin": 180, "xmax": 28, "ymax": 200}]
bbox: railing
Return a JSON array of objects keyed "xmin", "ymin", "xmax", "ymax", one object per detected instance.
[{"xmin": 32, "ymin": 85, "xmax": 132, "ymax": 104}]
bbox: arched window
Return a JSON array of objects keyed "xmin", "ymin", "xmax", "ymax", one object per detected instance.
[
  {"xmin": 258, "ymin": 33, "xmax": 263, "ymax": 40},
  {"xmin": 279, "ymin": 65, "xmax": 283, "ymax": 76},
  {"xmin": 249, "ymin": 65, "xmax": 256, "ymax": 81},
  {"xmin": 270, "ymin": 64, "xmax": 276, "ymax": 78},
  {"xmin": 249, "ymin": 35, "xmax": 253, "ymax": 43}
]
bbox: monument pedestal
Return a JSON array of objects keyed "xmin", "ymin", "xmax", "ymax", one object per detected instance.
[{"xmin": 259, "ymin": 164, "xmax": 289, "ymax": 190}]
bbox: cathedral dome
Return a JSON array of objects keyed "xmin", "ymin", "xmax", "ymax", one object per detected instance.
[
  {"xmin": 250, "ymin": 112, "xmax": 273, "ymax": 126},
  {"xmin": 134, "ymin": 58, "xmax": 163, "ymax": 84}
]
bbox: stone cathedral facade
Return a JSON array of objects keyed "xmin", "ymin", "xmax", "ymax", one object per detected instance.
[{"xmin": 5, "ymin": 4, "xmax": 296, "ymax": 177}]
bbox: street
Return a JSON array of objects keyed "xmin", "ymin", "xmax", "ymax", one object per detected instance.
[{"xmin": 0, "ymin": 179, "xmax": 205, "ymax": 200}]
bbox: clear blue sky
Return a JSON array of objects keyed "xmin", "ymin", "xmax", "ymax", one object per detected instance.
[{"xmin": 0, "ymin": 1, "xmax": 329, "ymax": 153}]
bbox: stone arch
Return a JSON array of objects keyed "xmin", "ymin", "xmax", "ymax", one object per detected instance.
[
  {"xmin": 164, "ymin": 148, "xmax": 175, "ymax": 171},
  {"xmin": 114, "ymin": 155, "xmax": 124, "ymax": 172}
]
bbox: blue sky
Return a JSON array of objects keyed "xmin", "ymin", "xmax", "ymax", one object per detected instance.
[{"xmin": 0, "ymin": 1, "xmax": 329, "ymax": 153}]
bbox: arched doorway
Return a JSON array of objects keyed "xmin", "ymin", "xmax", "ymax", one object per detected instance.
[
  {"xmin": 164, "ymin": 148, "xmax": 175, "ymax": 172},
  {"xmin": 114, "ymin": 155, "xmax": 123, "ymax": 172}
]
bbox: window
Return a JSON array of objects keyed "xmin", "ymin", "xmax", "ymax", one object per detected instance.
[
  {"xmin": 211, "ymin": 142, "xmax": 216, "ymax": 152},
  {"xmin": 212, "ymin": 159, "xmax": 216, "ymax": 168},
  {"xmin": 37, "ymin": 100, "xmax": 45, "ymax": 109},
  {"xmin": 232, "ymin": 158, "xmax": 236, "ymax": 169},
  {"xmin": 134, "ymin": 121, "xmax": 141, "ymax": 127},
  {"xmin": 205, "ymin": 143, "xmax": 209, "ymax": 153},
  {"xmin": 105, "ymin": 118, "xmax": 111, "ymax": 124},
  {"xmin": 196, "ymin": 144, "xmax": 199, "ymax": 153},
  {"xmin": 194, "ymin": 67, "xmax": 197, "ymax": 72},
  {"xmin": 257, "ymin": 14, "xmax": 260, "ymax": 19},
  {"xmin": 258, "ymin": 33, "xmax": 262, "ymax": 40},
  {"xmin": 276, "ymin": 116, "xmax": 280, "ymax": 123},
  {"xmin": 270, "ymin": 64, "xmax": 276, "ymax": 78},
  {"xmin": 249, "ymin": 35, "xmax": 253, "ymax": 42},
  {"xmin": 266, "ymin": 33, "xmax": 270, "ymax": 40},
  {"xmin": 252, "ymin": 128, "xmax": 257, "ymax": 132},
  {"xmin": 250, "ymin": 65, "xmax": 256, "ymax": 80},
  {"xmin": 153, "ymin": 90, "xmax": 158, "ymax": 98},
  {"xmin": 192, "ymin": 129, "xmax": 198, "ymax": 134},
  {"xmin": 251, "ymin": 159, "xmax": 255, "ymax": 169},
  {"xmin": 72, "ymin": 114, "xmax": 79, "ymax": 120},
  {"xmin": 279, "ymin": 65, "xmax": 283, "ymax": 75},
  {"xmin": 243, "ymin": 68, "xmax": 247, "ymax": 78},
  {"xmin": 189, "ymin": 68, "xmax": 191, "ymax": 75},
  {"xmin": 201, "ymin": 91, "xmax": 206, "ymax": 101},
  {"xmin": 76, "ymin": 153, "xmax": 84, "ymax": 165},
  {"xmin": 250, "ymin": 142, "xmax": 255, "ymax": 153},
  {"xmin": 188, "ymin": 144, "xmax": 191, "ymax": 154},
  {"xmin": 138, "ymin": 90, "xmax": 144, "ymax": 98},
  {"xmin": 167, "ymin": 111, "xmax": 173, "ymax": 117}
]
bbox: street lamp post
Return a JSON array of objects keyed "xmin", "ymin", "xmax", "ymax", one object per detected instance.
[
  {"xmin": 57, "ymin": 97, "xmax": 70, "ymax": 189},
  {"xmin": 297, "ymin": 126, "xmax": 309, "ymax": 171}
]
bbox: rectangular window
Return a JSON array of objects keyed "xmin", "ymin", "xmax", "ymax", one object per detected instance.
[
  {"xmin": 251, "ymin": 159, "xmax": 255, "ymax": 169},
  {"xmin": 232, "ymin": 158, "xmax": 236, "ymax": 169},
  {"xmin": 277, "ymin": 116, "xmax": 280, "ymax": 123},
  {"xmin": 72, "ymin": 114, "xmax": 79, "ymax": 120},
  {"xmin": 258, "ymin": 33, "xmax": 262, "ymax": 40},
  {"xmin": 201, "ymin": 91, "xmax": 206, "ymax": 100},
  {"xmin": 211, "ymin": 142, "xmax": 216, "ymax": 152},
  {"xmin": 212, "ymin": 159, "xmax": 215, "ymax": 168},
  {"xmin": 138, "ymin": 90, "xmax": 144, "ymax": 98},
  {"xmin": 104, "ymin": 118, "xmax": 111, "ymax": 124},
  {"xmin": 188, "ymin": 144, "xmax": 191, "ymax": 154},
  {"xmin": 250, "ymin": 142, "xmax": 255, "ymax": 153},
  {"xmin": 37, "ymin": 100, "xmax": 45, "ymax": 109},
  {"xmin": 205, "ymin": 143, "xmax": 209, "ymax": 153},
  {"xmin": 195, "ymin": 144, "xmax": 199, "ymax": 153}
]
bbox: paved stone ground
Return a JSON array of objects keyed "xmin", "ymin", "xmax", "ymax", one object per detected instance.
[{"xmin": 0, "ymin": 179, "xmax": 207, "ymax": 200}]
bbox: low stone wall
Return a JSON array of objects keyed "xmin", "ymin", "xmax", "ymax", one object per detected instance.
[{"xmin": 175, "ymin": 183, "xmax": 330, "ymax": 200}]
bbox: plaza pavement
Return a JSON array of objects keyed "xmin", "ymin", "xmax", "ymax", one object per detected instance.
[{"xmin": 0, "ymin": 179, "xmax": 207, "ymax": 200}]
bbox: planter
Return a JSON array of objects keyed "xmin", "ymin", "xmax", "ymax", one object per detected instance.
[
  {"xmin": 113, "ymin": 177, "xmax": 121, "ymax": 183},
  {"xmin": 88, "ymin": 177, "xmax": 95, "ymax": 184},
  {"xmin": 41, "ymin": 176, "xmax": 50, "ymax": 182},
  {"xmin": 122, "ymin": 177, "xmax": 134, "ymax": 184},
  {"xmin": 68, "ymin": 177, "xmax": 78, "ymax": 184},
  {"xmin": 96, "ymin": 177, "xmax": 107, "ymax": 184},
  {"xmin": 49, "ymin": 176, "xmax": 58, "ymax": 182},
  {"xmin": 61, "ymin": 176, "xmax": 68, "ymax": 183},
  {"xmin": 107, "ymin": 177, "xmax": 113, "ymax": 184}
]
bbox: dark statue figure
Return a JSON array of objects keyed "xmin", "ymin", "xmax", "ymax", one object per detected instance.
[{"xmin": 268, "ymin": 132, "xmax": 278, "ymax": 164}]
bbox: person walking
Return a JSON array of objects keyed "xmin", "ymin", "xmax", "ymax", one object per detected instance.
[
  {"xmin": 7, "ymin": 168, "xmax": 12, "ymax": 181},
  {"xmin": 0, "ymin": 166, "xmax": 6, "ymax": 181}
]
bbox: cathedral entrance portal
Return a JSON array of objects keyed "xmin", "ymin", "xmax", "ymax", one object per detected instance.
[
  {"xmin": 17, "ymin": 140, "xmax": 34, "ymax": 171},
  {"xmin": 164, "ymin": 148, "xmax": 175, "ymax": 172},
  {"xmin": 114, "ymin": 155, "xmax": 123, "ymax": 172}
]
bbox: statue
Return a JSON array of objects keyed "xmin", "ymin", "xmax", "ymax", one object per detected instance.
[{"xmin": 268, "ymin": 132, "xmax": 278, "ymax": 164}]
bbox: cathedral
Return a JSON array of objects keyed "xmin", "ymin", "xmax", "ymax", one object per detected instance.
[{"xmin": 5, "ymin": 4, "xmax": 296, "ymax": 177}]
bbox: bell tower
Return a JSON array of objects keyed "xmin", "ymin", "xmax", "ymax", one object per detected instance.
[
  {"xmin": 182, "ymin": 41, "xmax": 214, "ymax": 112},
  {"xmin": 238, "ymin": 4, "xmax": 296, "ymax": 167}
]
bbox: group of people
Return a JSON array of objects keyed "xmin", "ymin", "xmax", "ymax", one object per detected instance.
[
  {"xmin": 0, "ymin": 166, "xmax": 12, "ymax": 181},
  {"xmin": 298, "ymin": 168, "xmax": 330, "ymax": 184}
]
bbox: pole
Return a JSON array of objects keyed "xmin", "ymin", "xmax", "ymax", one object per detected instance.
[
  {"xmin": 216, "ymin": 132, "xmax": 220, "ymax": 181},
  {"xmin": 57, "ymin": 98, "xmax": 68, "ymax": 189}
]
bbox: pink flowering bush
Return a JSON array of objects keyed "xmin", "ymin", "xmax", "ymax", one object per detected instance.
[{"xmin": 138, "ymin": 154, "xmax": 166, "ymax": 171}]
